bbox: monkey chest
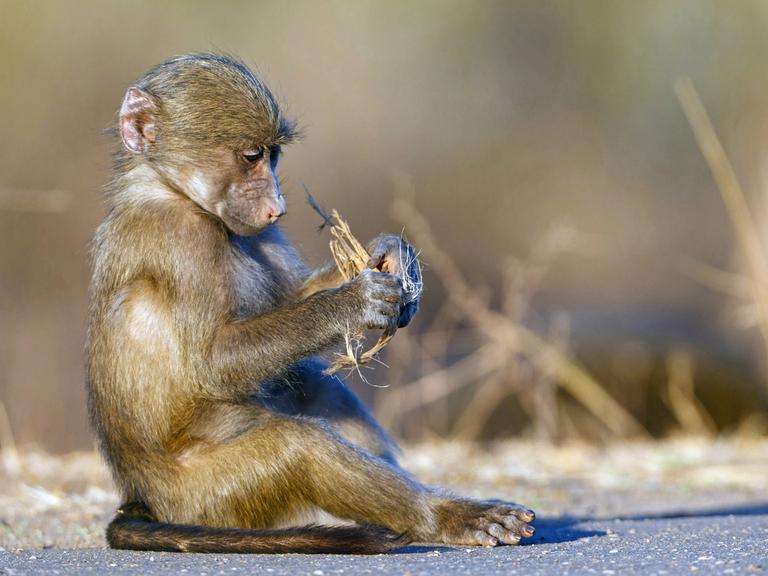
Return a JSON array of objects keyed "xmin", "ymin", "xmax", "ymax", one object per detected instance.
[{"xmin": 227, "ymin": 245, "xmax": 286, "ymax": 319}]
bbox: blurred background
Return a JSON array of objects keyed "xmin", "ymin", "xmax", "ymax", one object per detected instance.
[{"xmin": 2, "ymin": 0, "xmax": 768, "ymax": 453}]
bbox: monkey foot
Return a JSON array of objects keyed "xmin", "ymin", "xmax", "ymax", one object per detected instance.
[{"xmin": 433, "ymin": 498, "xmax": 535, "ymax": 547}]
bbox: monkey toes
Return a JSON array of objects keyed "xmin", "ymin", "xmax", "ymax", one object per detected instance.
[{"xmin": 436, "ymin": 500, "xmax": 535, "ymax": 547}]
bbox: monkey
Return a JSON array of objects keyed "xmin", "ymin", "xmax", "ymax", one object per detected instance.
[{"xmin": 86, "ymin": 53, "xmax": 535, "ymax": 555}]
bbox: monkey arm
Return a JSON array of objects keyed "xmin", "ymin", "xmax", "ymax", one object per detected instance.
[
  {"xmin": 294, "ymin": 235, "xmax": 419, "ymax": 301},
  {"xmin": 205, "ymin": 288, "xmax": 349, "ymax": 398},
  {"xmin": 293, "ymin": 235, "xmax": 401, "ymax": 301},
  {"xmin": 294, "ymin": 260, "xmax": 346, "ymax": 300},
  {"xmin": 203, "ymin": 266, "xmax": 402, "ymax": 399}
]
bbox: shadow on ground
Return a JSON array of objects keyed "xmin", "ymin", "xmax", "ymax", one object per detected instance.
[
  {"xmin": 393, "ymin": 502, "xmax": 768, "ymax": 552},
  {"xmin": 529, "ymin": 502, "xmax": 768, "ymax": 546}
]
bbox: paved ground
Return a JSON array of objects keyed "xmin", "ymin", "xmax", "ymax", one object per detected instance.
[
  {"xmin": 1, "ymin": 507, "xmax": 767, "ymax": 575},
  {"xmin": 1, "ymin": 439, "xmax": 767, "ymax": 574}
]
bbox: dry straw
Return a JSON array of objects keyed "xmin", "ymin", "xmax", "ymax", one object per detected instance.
[{"xmin": 306, "ymin": 191, "xmax": 422, "ymax": 377}]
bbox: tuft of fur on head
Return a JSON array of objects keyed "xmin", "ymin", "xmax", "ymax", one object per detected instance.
[{"xmin": 109, "ymin": 53, "xmax": 298, "ymax": 172}]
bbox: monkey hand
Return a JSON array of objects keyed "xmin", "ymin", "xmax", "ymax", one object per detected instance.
[
  {"xmin": 343, "ymin": 268, "xmax": 404, "ymax": 331},
  {"xmin": 426, "ymin": 497, "xmax": 535, "ymax": 547},
  {"xmin": 366, "ymin": 235, "xmax": 421, "ymax": 328}
]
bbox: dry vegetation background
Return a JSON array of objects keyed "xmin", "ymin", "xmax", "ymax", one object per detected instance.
[{"xmin": 2, "ymin": 1, "xmax": 768, "ymax": 454}]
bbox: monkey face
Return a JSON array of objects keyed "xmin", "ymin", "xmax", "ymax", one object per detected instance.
[
  {"xmin": 116, "ymin": 53, "xmax": 298, "ymax": 237},
  {"xmin": 117, "ymin": 87, "xmax": 287, "ymax": 236},
  {"xmin": 218, "ymin": 147, "xmax": 286, "ymax": 235},
  {"xmin": 161, "ymin": 146, "xmax": 287, "ymax": 236}
]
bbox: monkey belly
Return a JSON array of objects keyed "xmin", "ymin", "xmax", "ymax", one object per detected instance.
[
  {"xmin": 271, "ymin": 506, "xmax": 352, "ymax": 530},
  {"xmin": 255, "ymin": 358, "xmax": 399, "ymax": 462}
]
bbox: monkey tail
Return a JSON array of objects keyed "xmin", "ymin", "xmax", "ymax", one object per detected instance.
[{"xmin": 106, "ymin": 502, "xmax": 411, "ymax": 555}]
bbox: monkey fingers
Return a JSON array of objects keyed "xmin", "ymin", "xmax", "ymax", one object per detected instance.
[
  {"xmin": 352, "ymin": 269, "xmax": 404, "ymax": 329},
  {"xmin": 374, "ymin": 303, "xmax": 399, "ymax": 318},
  {"xmin": 366, "ymin": 236, "xmax": 421, "ymax": 329},
  {"xmin": 366, "ymin": 236, "xmax": 403, "ymax": 274},
  {"xmin": 431, "ymin": 498, "xmax": 535, "ymax": 547}
]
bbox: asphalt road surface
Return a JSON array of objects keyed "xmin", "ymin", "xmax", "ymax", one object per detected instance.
[{"xmin": 2, "ymin": 504, "xmax": 766, "ymax": 576}]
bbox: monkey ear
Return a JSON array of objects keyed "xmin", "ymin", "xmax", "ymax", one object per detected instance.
[{"xmin": 119, "ymin": 86, "xmax": 159, "ymax": 153}]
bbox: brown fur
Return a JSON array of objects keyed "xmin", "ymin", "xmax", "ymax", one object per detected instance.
[{"xmin": 86, "ymin": 53, "xmax": 534, "ymax": 554}]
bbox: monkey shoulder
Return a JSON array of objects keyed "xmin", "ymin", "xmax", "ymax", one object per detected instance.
[
  {"xmin": 109, "ymin": 199, "xmax": 226, "ymax": 270},
  {"xmin": 94, "ymin": 200, "xmax": 230, "ymax": 321}
]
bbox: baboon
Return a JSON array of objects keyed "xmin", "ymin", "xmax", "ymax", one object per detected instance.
[{"xmin": 86, "ymin": 53, "xmax": 534, "ymax": 554}]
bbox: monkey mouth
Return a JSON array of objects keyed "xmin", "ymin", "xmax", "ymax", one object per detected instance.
[{"xmin": 224, "ymin": 209, "xmax": 275, "ymax": 234}]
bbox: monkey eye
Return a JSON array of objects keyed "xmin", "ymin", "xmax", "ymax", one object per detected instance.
[{"xmin": 242, "ymin": 149, "xmax": 264, "ymax": 163}]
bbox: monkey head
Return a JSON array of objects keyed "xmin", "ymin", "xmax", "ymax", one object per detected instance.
[{"xmin": 117, "ymin": 53, "xmax": 298, "ymax": 235}]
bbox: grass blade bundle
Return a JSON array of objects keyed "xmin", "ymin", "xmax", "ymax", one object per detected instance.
[
  {"xmin": 305, "ymin": 188, "xmax": 422, "ymax": 378},
  {"xmin": 325, "ymin": 209, "xmax": 397, "ymax": 375}
]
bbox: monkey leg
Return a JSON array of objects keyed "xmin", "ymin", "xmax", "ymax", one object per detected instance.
[
  {"xmin": 255, "ymin": 358, "xmax": 400, "ymax": 463},
  {"xmin": 149, "ymin": 417, "xmax": 534, "ymax": 546}
]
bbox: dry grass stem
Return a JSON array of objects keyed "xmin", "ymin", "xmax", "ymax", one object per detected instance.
[
  {"xmin": 451, "ymin": 369, "xmax": 511, "ymax": 440},
  {"xmin": 680, "ymin": 256, "xmax": 750, "ymax": 299},
  {"xmin": 0, "ymin": 400, "xmax": 21, "ymax": 476},
  {"xmin": 663, "ymin": 348, "xmax": 717, "ymax": 436},
  {"xmin": 391, "ymin": 187, "xmax": 648, "ymax": 438},
  {"xmin": 675, "ymin": 77, "xmax": 768, "ymax": 388},
  {"xmin": 328, "ymin": 210, "xmax": 371, "ymax": 280},
  {"xmin": 321, "ymin": 209, "xmax": 420, "ymax": 376},
  {"xmin": 390, "ymin": 345, "xmax": 504, "ymax": 413}
]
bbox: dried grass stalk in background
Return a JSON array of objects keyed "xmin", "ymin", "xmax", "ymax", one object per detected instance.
[
  {"xmin": 676, "ymin": 77, "xmax": 768, "ymax": 391},
  {"xmin": 386, "ymin": 175, "xmax": 648, "ymax": 439},
  {"xmin": 663, "ymin": 347, "xmax": 716, "ymax": 436},
  {"xmin": 0, "ymin": 400, "xmax": 20, "ymax": 476}
]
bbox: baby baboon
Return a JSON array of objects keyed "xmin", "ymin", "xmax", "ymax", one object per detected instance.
[{"xmin": 86, "ymin": 53, "xmax": 534, "ymax": 554}]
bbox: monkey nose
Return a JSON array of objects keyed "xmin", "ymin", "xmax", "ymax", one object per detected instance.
[{"xmin": 267, "ymin": 202, "xmax": 286, "ymax": 223}]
